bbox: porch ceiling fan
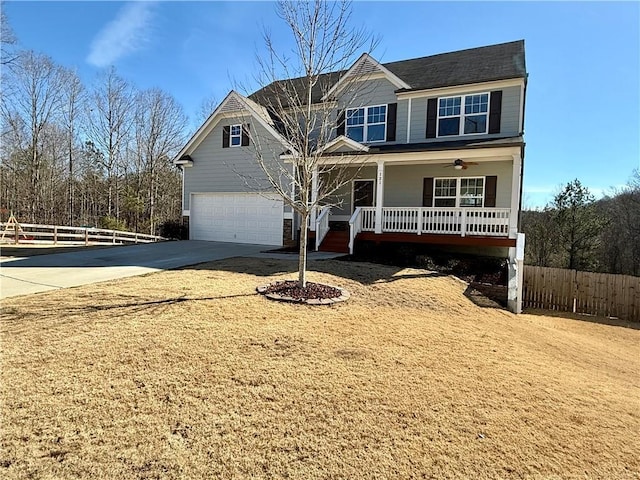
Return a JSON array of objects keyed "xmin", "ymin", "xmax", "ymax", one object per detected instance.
[{"xmin": 444, "ymin": 159, "xmax": 478, "ymax": 170}]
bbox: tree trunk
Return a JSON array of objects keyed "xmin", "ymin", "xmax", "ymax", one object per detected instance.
[
  {"xmin": 298, "ymin": 212, "xmax": 308, "ymax": 288},
  {"xmin": 68, "ymin": 141, "xmax": 73, "ymax": 225}
]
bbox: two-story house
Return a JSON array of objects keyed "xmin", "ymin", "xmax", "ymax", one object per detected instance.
[{"xmin": 174, "ymin": 40, "xmax": 527, "ymax": 311}]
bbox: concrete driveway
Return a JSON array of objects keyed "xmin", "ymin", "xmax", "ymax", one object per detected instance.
[{"xmin": 0, "ymin": 241, "xmax": 270, "ymax": 299}]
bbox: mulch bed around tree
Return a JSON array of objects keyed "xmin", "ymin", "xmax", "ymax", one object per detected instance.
[{"xmin": 257, "ymin": 280, "xmax": 349, "ymax": 305}]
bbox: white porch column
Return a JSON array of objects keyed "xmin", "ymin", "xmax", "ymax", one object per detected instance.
[
  {"xmin": 509, "ymin": 152, "xmax": 522, "ymax": 238},
  {"xmin": 374, "ymin": 160, "xmax": 385, "ymax": 234},
  {"xmin": 507, "ymin": 233, "xmax": 526, "ymax": 314},
  {"xmin": 310, "ymin": 166, "xmax": 319, "ymax": 231}
]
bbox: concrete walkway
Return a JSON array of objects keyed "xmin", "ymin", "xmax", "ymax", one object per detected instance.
[{"xmin": 0, "ymin": 240, "xmax": 344, "ymax": 299}]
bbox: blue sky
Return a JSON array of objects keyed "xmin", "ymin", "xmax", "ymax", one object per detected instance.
[{"xmin": 4, "ymin": 1, "xmax": 639, "ymax": 208}]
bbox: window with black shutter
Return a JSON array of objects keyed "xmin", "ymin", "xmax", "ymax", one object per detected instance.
[
  {"xmin": 241, "ymin": 123, "xmax": 250, "ymax": 146},
  {"xmin": 222, "ymin": 126, "xmax": 230, "ymax": 148},
  {"xmin": 336, "ymin": 110, "xmax": 345, "ymax": 137},
  {"xmin": 488, "ymin": 91, "xmax": 502, "ymax": 134},
  {"xmin": 386, "ymin": 103, "xmax": 397, "ymax": 142}
]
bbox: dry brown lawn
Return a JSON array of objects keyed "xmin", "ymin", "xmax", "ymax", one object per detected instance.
[{"xmin": 1, "ymin": 257, "xmax": 639, "ymax": 479}]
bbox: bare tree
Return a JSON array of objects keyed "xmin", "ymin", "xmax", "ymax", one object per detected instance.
[
  {"xmin": 1, "ymin": 8, "xmax": 19, "ymax": 67},
  {"xmin": 59, "ymin": 67, "xmax": 85, "ymax": 224},
  {"xmin": 85, "ymin": 67, "xmax": 134, "ymax": 220},
  {"xmin": 521, "ymin": 207, "xmax": 558, "ymax": 266},
  {"xmin": 0, "ymin": 50, "xmax": 64, "ymax": 221},
  {"xmin": 242, "ymin": 0, "xmax": 377, "ymax": 287},
  {"xmin": 195, "ymin": 93, "xmax": 218, "ymax": 125},
  {"xmin": 597, "ymin": 170, "xmax": 640, "ymax": 275},
  {"xmin": 133, "ymin": 88, "xmax": 188, "ymax": 234}
]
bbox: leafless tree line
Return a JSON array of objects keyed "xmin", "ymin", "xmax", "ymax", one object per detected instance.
[{"xmin": 1, "ymin": 46, "xmax": 189, "ymax": 235}]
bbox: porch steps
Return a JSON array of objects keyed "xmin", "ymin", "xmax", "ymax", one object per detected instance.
[{"xmin": 318, "ymin": 230, "xmax": 350, "ymax": 254}]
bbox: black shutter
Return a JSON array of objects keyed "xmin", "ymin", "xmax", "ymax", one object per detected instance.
[
  {"xmin": 423, "ymin": 177, "xmax": 434, "ymax": 207},
  {"xmin": 386, "ymin": 103, "xmax": 397, "ymax": 142},
  {"xmin": 336, "ymin": 110, "xmax": 345, "ymax": 137},
  {"xmin": 488, "ymin": 91, "xmax": 502, "ymax": 134},
  {"xmin": 222, "ymin": 126, "xmax": 230, "ymax": 148},
  {"xmin": 485, "ymin": 176, "xmax": 497, "ymax": 207},
  {"xmin": 241, "ymin": 123, "xmax": 250, "ymax": 146},
  {"xmin": 426, "ymin": 98, "xmax": 437, "ymax": 138}
]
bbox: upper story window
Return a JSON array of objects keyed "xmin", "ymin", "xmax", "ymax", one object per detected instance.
[
  {"xmin": 438, "ymin": 93, "xmax": 489, "ymax": 137},
  {"xmin": 433, "ymin": 177, "xmax": 485, "ymax": 207},
  {"xmin": 230, "ymin": 124, "xmax": 242, "ymax": 147},
  {"xmin": 346, "ymin": 105, "xmax": 387, "ymax": 143}
]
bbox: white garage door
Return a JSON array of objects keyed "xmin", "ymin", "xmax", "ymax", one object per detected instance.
[{"xmin": 190, "ymin": 193, "xmax": 284, "ymax": 246}]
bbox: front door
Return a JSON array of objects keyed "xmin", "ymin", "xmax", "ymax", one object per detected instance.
[{"xmin": 353, "ymin": 180, "xmax": 374, "ymax": 211}]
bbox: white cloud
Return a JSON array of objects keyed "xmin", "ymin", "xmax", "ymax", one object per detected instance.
[{"xmin": 87, "ymin": 2, "xmax": 156, "ymax": 68}]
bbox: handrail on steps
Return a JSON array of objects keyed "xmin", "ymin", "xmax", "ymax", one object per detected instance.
[
  {"xmin": 348, "ymin": 207, "xmax": 363, "ymax": 255},
  {"xmin": 314, "ymin": 206, "xmax": 331, "ymax": 251}
]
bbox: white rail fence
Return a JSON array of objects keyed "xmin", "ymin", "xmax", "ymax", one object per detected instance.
[{"xmin": 1, "ymin": 222, "xmax": 166, "ymax": 246}]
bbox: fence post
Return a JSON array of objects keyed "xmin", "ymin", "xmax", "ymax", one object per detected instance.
[
  {"xmin": 54, "ymin": 226, "xmax": 58, "ymax": 245},
  {"xmin": 460, "ymin": 210, "xmax": 467, "ymax": 237},
  {"xmin": 84, "ymin": 228, "xmax": 89, "ymax": 246},
  {"xmin": 14, "ymin": 221, "xmax": 18, "ymax": 245},
  {"xmin": 135, "ymin": 233, "xmax": 138, "ymax": 244},
  {"xmin": 112, "ymin": 230, "xmax": 116, "ymax": 244}
]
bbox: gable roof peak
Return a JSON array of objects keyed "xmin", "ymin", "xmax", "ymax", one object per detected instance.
[{"xmin": 321, "ymin": 52, "xmax": 411, "ymax": 100}]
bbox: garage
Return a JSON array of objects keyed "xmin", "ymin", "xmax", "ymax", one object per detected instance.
[{"xmin": 190, "ymin": 193, "xmax": 284, "ymax": 246}]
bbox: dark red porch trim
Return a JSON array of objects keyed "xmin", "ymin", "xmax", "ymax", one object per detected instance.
[{"xmin": 356, "ymin": 232, "xmax": 516, "ymax": 248}]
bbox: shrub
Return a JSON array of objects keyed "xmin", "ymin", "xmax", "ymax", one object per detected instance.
[
  {"xmin": 99, "ymin": 216, "xmax": 127, "ymax": 231},
  {"xmin": 158, "ymin": 220, "xmax": 188, "ymax": 240}
]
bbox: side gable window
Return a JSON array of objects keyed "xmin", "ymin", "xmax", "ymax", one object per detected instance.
[
  {"xmin": 437, "ymin": 93, "xmax": 489, "ymax": 137},
  {"xmin": 223, "ymin": 123, "xmax": 250, "ymax": 148},
  {"xmin": 346, "ymin": 105, "xmax": 386, "ymax": 143},
  {"xmin": 230, "ymin": 124, "xmax": 242, "ymax": 147}
]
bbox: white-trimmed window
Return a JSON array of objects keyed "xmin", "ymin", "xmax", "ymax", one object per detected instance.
[
  {"xmin": 437, "ymin": 93, "xmax": 489, "ymax": 137},
  {"xmin": 434, "ymin": 177, "xmax": 485, "ymax": 207},
  {"xmin": 346, "ymin": 105, "xmax": 386, "ymax": 143},
  {"xmin": 230, "ymin": 124, "xmax": 242, "ymax": 147},
  {"xmin": 433, "ymin": 178, "xmax": 457, "ymax": 207}
]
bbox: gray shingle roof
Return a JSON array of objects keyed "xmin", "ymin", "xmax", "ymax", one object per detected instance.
[
  {"xmin": 249, "ymin": 40, "xmax": 526, "ymax": 107},
  {"xmin": 386, "ymin": 40, "xmax": 526, "ymax": 92}
]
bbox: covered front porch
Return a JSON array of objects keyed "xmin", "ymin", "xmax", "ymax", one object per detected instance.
[{"xmin": 309, "ymin": 145, "xmax": 522, "ymax": 255}]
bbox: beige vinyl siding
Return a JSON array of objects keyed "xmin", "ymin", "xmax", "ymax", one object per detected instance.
[
  {"xmin": 337, "ymin": 77, "xmax": 398, "ymax": 111},
  {"xmin": 499, "ymin": 86, "xmax": 521, "ymax": 135},
  {"xmin": 384, "ymin": 161, "xmax": 513, "ymax": 208},
  {"xmin": 183, "ymin": 119, "xmax": 287, "ymax": 211},
  {"xmin": 409, "ymin": 85, "xmax": 522, "ymax": 143},
  {"xmin": 323, "ymin": 166, "xmax": 377, "ymax": 217},
  {"xmin": 395, "ymin": 99, "xmax": 410, "ymax": 143},
  {"xmin": 322, "ymin": 160, "xmax": 513, "ymax": 216},
  {"xmin": 410, "ymin": 100, "xmax": 428, "ymax": 144}
]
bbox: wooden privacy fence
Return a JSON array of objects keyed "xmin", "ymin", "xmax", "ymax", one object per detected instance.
[
  {"xmin": 0, "ymin": 222, "xmax": 165, "ymax": 246},
  {"xmin": 523, "ymin": 266, "xmax": 640, "ymax": 322}
]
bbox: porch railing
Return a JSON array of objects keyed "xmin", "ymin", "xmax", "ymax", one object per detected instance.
[
  {"xmin": 371, "ymin": 207, "xmax": 511, "ymax": 235},
  {"xmin": 349, "ymin": 207, "xmax": 511, "ymax": 253},
  {"xmin": 314, "ymin": 206, "xmax": 331, "ymax": 251}
]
